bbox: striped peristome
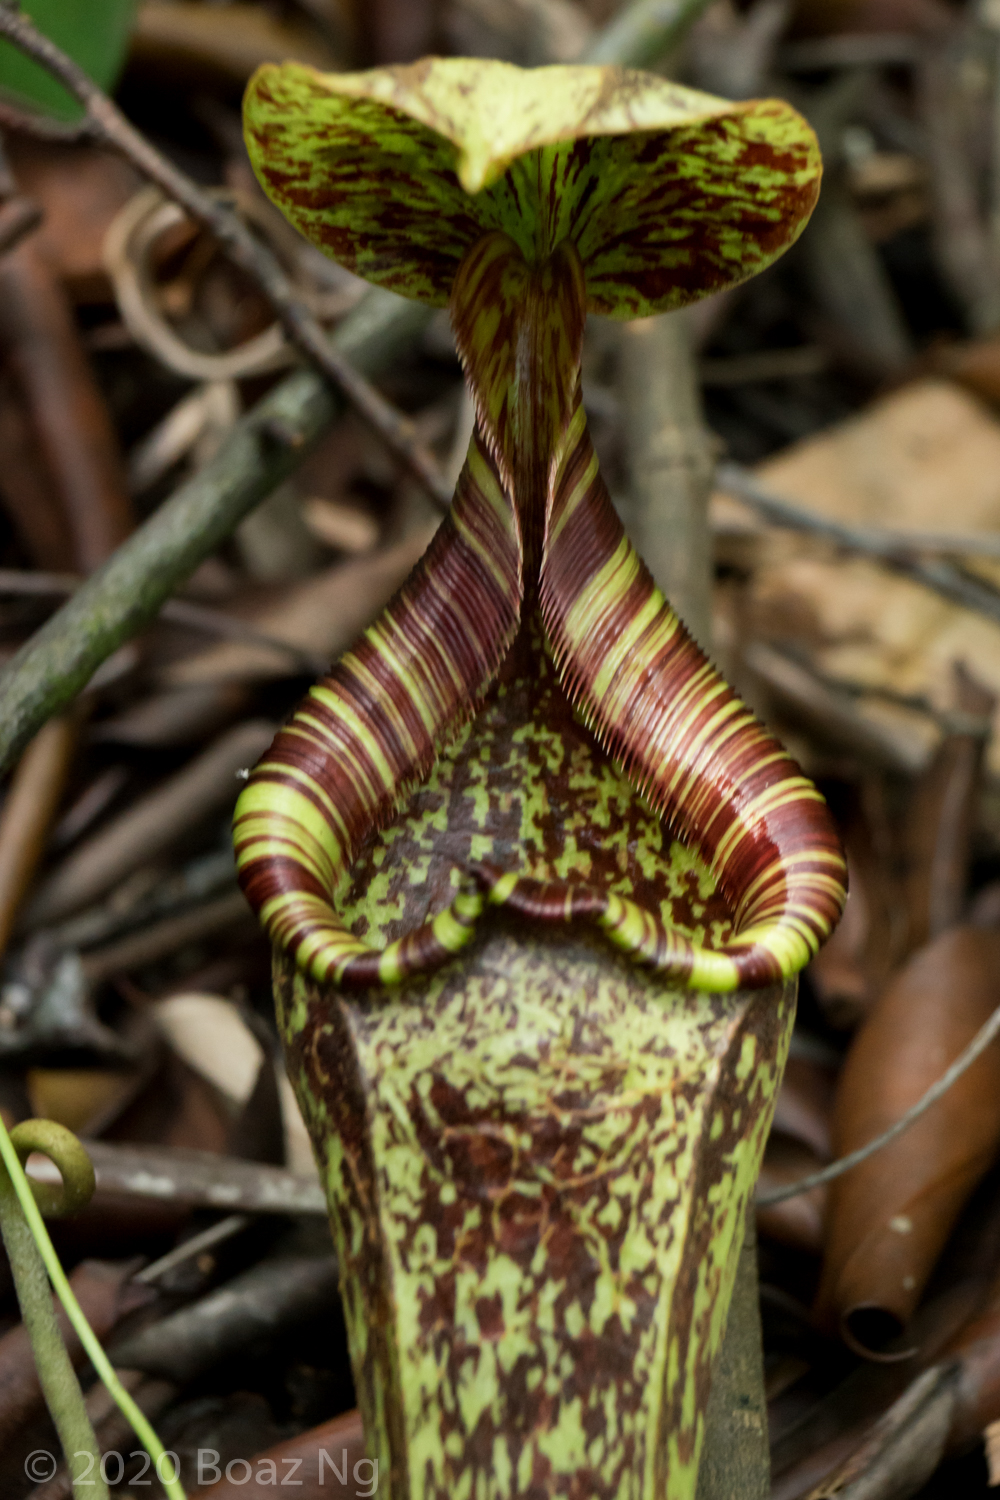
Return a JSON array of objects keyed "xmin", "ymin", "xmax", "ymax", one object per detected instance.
[
  {"xmin": 235, "ymin": 431, "xmax": 522, "ymax": 987},
  {"xmin": 234, "ymin": 212, "xmax": 847, "ymax": 991}
]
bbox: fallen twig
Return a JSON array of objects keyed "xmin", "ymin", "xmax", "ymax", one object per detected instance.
[
  {"xmin": 80, "ymin": 887, "xmax": 253, "ymax": 983},
  {"xmin": 25, "ymin": 720, "xmax": 275, "ymax": 927},
  {"xmin": 718, "ymin": 461, "xmax": 1000, "ymax": 624},
  {"xmin": 27, "ymin": 1140, "xmax": 328, "ymax": 1216},
  {"xmin": 133, "ymin": 1214, "xmax": 252, "ymax": 1286},
  {"xmin": 0, "ymin": 568, "xmax": 328, "ymax": 675}
]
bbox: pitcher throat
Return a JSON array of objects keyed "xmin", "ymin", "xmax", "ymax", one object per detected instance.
[{"xmin": 449, "ymin": 229, "xmax": 588, "ymax": 580}]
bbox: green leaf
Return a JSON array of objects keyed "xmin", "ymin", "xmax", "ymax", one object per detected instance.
[
  {"xmin": 243, "ymin": 56, "xmax": 821, "ymax": 316},
  {"xmin": 0, "ymin": 0, "xmax": 136, "ymax": 122}
]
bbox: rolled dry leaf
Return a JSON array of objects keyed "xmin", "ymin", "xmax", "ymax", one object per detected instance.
[
  {"xmin": 815, "ymin": 926, "xmax": 1000, "ymax": 1357},
  {"xmin": 756, "ymin": 1133, "xmax": 828, "ymax": 1254},
  {"xmin": 196, "ymin": 1408, "xmax": 366, "ymax": 1500},
  {"xmin": 0, "ymin": 712, "xmax": 80, "ymax": 958},
  {"xmin": 0, "ymin": 375, "xmax": 75, "ymax": 570}
]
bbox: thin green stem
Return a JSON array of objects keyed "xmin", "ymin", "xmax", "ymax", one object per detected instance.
[
  {"xmin": 0, "ymin": 1170, "xmax": 106, "ymax": 1500},
  {"xmin": 0, "ymin": 1118, "xmax": 187, "ymax": 1500}
]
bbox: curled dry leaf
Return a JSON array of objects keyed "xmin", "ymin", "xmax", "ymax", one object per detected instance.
[
  {"xmin": 0, "ymin": 240, "xmax": 133, "ymax": 572},
  {"xmin": 815, "ymin": 926, "xmax": 1000, "ymax": 1357}
]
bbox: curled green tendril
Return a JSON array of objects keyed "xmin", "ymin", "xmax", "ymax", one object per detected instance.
[
  {"xmin": 0, "ymin": 1115, "xmax": 187, "ymax": 1500},
  {"xmin": 9, "ymin": 1118, "xmax": 97, "ymax": 1217}
]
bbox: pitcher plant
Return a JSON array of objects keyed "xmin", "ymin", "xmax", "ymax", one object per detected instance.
[{"xmin": 234, "ymin": 57, "xmax": 847, "ymax": 1500}]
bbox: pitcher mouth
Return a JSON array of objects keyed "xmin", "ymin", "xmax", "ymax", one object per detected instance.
[{"xmin": 235, "ymin": 232, "xmax": 845, "ymax": 998}]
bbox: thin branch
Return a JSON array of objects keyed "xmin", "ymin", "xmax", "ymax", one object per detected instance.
[
  {"xmin": 717, "ymin": 462, "xmax": 1000, "ymax": 626},
  {"xmin": 134, "ymin": 1214, "xmax": 252, "ymax": 1286},
  {"xmin": 0, "ymin": 568, "xmax": 328, "ymax": 675},
  {"xmin": 0, "ymin": 6, "xmax": 451, "ymax": 512},
  {"xmin": 41, "ymin": 1140, "xmax": 328, "ymax": 1216},
  {"xmin": 756, "ymin": 1000, "xmax": 1000, "ymax": 1205}
]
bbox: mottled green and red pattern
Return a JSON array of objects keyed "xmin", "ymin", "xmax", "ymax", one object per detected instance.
[
  {"xmin": 234, "ymin": 59, "xmax": 843, "ymax": 1500},
  {"xmin": 277, "ymin": 926, "xmax": 794, "ymax": 1500},
  {"xmin": 242, "ymin": 57, "xmax": 821, "ymax": 318}
]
